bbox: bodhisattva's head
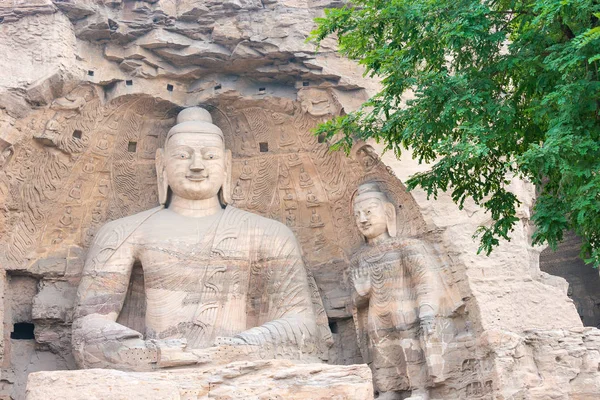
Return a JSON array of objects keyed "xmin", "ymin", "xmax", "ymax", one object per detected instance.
[
  {"xmin": 156, "ymin": 107, "xmax": 232, "ymax": 206},
  {"xmin": 353, "ymin": 182, "xmax": 397, "ymax": 244}
]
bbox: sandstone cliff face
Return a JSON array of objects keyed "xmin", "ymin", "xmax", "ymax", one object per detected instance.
[{"xmin": 0, "ymin": 1, "xmax": 599, "ymax": 399}]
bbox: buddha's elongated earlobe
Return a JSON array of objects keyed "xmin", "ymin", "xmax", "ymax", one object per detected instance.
[
  {"xmin": 385, "ymin": 202, "xmax": 397, "ymax": 237},
  {"xmin": 219, "ymin": 149, "xmax": 232, "ymax": 206},
  {"xmin": 156, "ymin": 148, "xmax": 168, "ymax": 206}
]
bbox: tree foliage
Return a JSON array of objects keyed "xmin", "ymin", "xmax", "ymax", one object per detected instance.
[{"xmin": 310, "ymin": 0, "xmax": 600, "ymax": 265}]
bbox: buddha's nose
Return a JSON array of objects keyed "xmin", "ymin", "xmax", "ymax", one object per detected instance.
[
  {"xmin": 189, "ymin": 154, "xmax": 205, "ymax": 172},
  {"xmin": 359, "ymin": 213, "xmax": 368, "ymax": 223}
]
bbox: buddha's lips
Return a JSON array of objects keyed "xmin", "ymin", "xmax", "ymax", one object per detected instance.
[{"xmin": 186, "ymin": 175, "xmax": 208, "ymax": 181}]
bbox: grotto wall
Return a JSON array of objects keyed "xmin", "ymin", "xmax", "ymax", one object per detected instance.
[{"xmin": 0, "ymin": 1, "xmax": 598, "ymax": 399}]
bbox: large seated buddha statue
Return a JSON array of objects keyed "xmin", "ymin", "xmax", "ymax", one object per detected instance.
[{"xmin": 72, "ymin": 107, "xmax": 331, "ymax": 371}]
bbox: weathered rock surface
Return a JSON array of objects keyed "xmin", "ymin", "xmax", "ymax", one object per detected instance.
[
  {"xmin": 487, "ymin": 328, "xmax": 600, "ymax": 400},
  {"xmin": 0, "ymin": 0, "xmax": 598, "ymax": 399},
  {"xmin": 540, "ymin": 232, "xmax": 600, "ymax": 328},
  {"xmin": 26, "ymin": 360, "xmax": 373, "ymax": 400}
]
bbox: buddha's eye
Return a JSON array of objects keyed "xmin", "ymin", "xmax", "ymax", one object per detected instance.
[{"xmin": 367, "ymin": 210, "xmax": 371, "ymax": 215}]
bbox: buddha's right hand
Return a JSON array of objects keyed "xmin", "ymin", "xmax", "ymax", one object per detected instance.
[
  {"xmin": 153, "ymin": 339, "xmax": 212, "ymax": 368},
  {"xmin": 189, "ymin": 341, "xmax": 261, "ymax": 365}
]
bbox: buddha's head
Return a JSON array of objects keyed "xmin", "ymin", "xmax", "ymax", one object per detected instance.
[
  {"xmin": 352, "ymin": 182, "xmax": 397, "ymax": 243},
  {"xmin": 156, "ymin": 107, "xmax": 232, "ymax": 206}
]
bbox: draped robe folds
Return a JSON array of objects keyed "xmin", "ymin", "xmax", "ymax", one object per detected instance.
[{"xmin": 72, "ymin": 206, "xmax": 330, "ymax": 371}]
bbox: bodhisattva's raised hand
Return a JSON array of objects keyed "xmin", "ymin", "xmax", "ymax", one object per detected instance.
[{"xmin": 351, "ymin": 264, "xmax": 371, "ymax": 298}]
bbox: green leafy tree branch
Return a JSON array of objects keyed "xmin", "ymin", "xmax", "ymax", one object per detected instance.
[{"xmin": 310, "ymin": 0, "xmax": 600, "ymax": 265}]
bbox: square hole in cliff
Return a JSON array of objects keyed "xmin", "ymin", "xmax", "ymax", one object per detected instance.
[
  {"xmin": 126, "ymin": 80, "xmax": 133, "ymax": 86},
  {"xmin": 214, "ymin": 84, "xmax": 222, "ymax": 90},
  {"xmin": 72, "ymin": 130, "xmax": 82, "ymax": 139},
  {"xmin": 88, "ymin": 70, "xmax": 94, "ymax": 77},
  {"xmin": 259, "ymin": 142, "xmax": 268, "ymax": 152},
  {"xmin": 128, "ymin": 142, "xmax": 137, "ymax": 152},
  {"xmin": 166, "ymin": 84, "xmax": 174, "ymax": 92},
  {"xmin": 11, "ymin": 322, "xmax": 34, "ymax": 340},
  {"xmin": 328, "ymin": 319, "xmax": 339, "ymax": 334}
]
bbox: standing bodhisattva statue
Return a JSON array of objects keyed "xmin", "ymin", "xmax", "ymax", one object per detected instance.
[
  {"xmin": 72, "ymin": 107, "xmax": 329, "ymax": 371},
  {"xmin": 351, "ymin": 182, "xmax": 445, "ymax": 400}
]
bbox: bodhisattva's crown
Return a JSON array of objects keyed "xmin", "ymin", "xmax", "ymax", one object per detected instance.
[
  {"xmin": 354, "ymin": 182, "xmax": 391, "ymax": 203},
  {"xmin": 166, "ymin": 107, "xmax": 224, "ymax": 143}
]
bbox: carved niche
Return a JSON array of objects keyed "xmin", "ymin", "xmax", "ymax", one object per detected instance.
[{"xmin": 1, "ymin": 85, "xmax": 457, "ymax": 377}]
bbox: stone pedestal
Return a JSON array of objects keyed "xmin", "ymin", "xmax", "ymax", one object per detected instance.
[{"xmin": 25, "ymin": 360, "xmax": 373, "ymax": 400}]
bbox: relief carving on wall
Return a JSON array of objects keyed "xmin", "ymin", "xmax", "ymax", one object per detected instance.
[{"xmin": 0, "ymin": 87, "xmax": 177, "ymax": 271}]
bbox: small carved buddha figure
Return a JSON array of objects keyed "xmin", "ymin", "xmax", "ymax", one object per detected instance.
[
  {"xmin": 356, "ymin": 145, "xmax": 378, "ymax": 172},
  {"xmin": 141, "ymin": 135, "xmax": 159, "ymax": 159},
  {"xmin": 351, "ymin": 182, "xmax": 438, "ymax": 400},
  {"xmin": 279, "ymin": 166, "xmax": 291, "ymax": 189},
  {"xmin": 240, "ymin": 131, "xmax": 253, "ymax": 152},
  {"xmin": 69, "ymin": 182, "xmax": 82, "ymax": 200},
  {"xmin": 314, "ymin": 231, "xmax": 326, "ymax": 247},
  {"xmin": 285, "ymin": 211, "xmax": 296, "ymax": 228},
  {"xmin": 103, "ymin": 111, "xmax": 124, "ymax": 131},
  {"xmin": 239, "ymin": 161, "xmax": 252, "ymax": 180},
  {"xmin": 60, "ymin": 206, "xmax": 73, "ymax": 227},
  {"xmin": 51, "ymin": 230, "xmax": 64, "ymax": 245},
  {"xmin": 288, "ymin": 153, "xmax": 302, "ymax": 167},
  {"xmin": 283, "ymin": 190, "xmax": 297, "ymax": 210},
  {"xmin": 91, "ymin": 201, "xmax": 103, "ymax": 224},
  {"xmin": 95, "ymin": 134, "xmax": 109, "ymax": 152},
  {"xmin": 309, "ymin": 209, "xmax": 324, "ymax": 228},
  {"xmin": 279, "ymin": 128, "xmax": 295, "ymax": 147},
  {"xmin": 83, "ymin": 159, "xmax": 95, "ymax": 174},
  {"xmin": 148, "ymin": 192, "xmax": 158, "ymax": 206},
  {"xmin": 299, "ymin": 168, "xmax": 313, "ymax": 188},
  {"xmin": 83, "ymin": 227, "xmax": 96, "ymax": 247},
  {"xmin": 306, "ymin": 190, "xmax": 319, "ymax": 207},
  {"xmin": 97, "ymin": 178, "xmax": 109, "ymax": 197},
  {"xmin": 232, "ymin": 181, "xmax": 245, "ymax": 200}
]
